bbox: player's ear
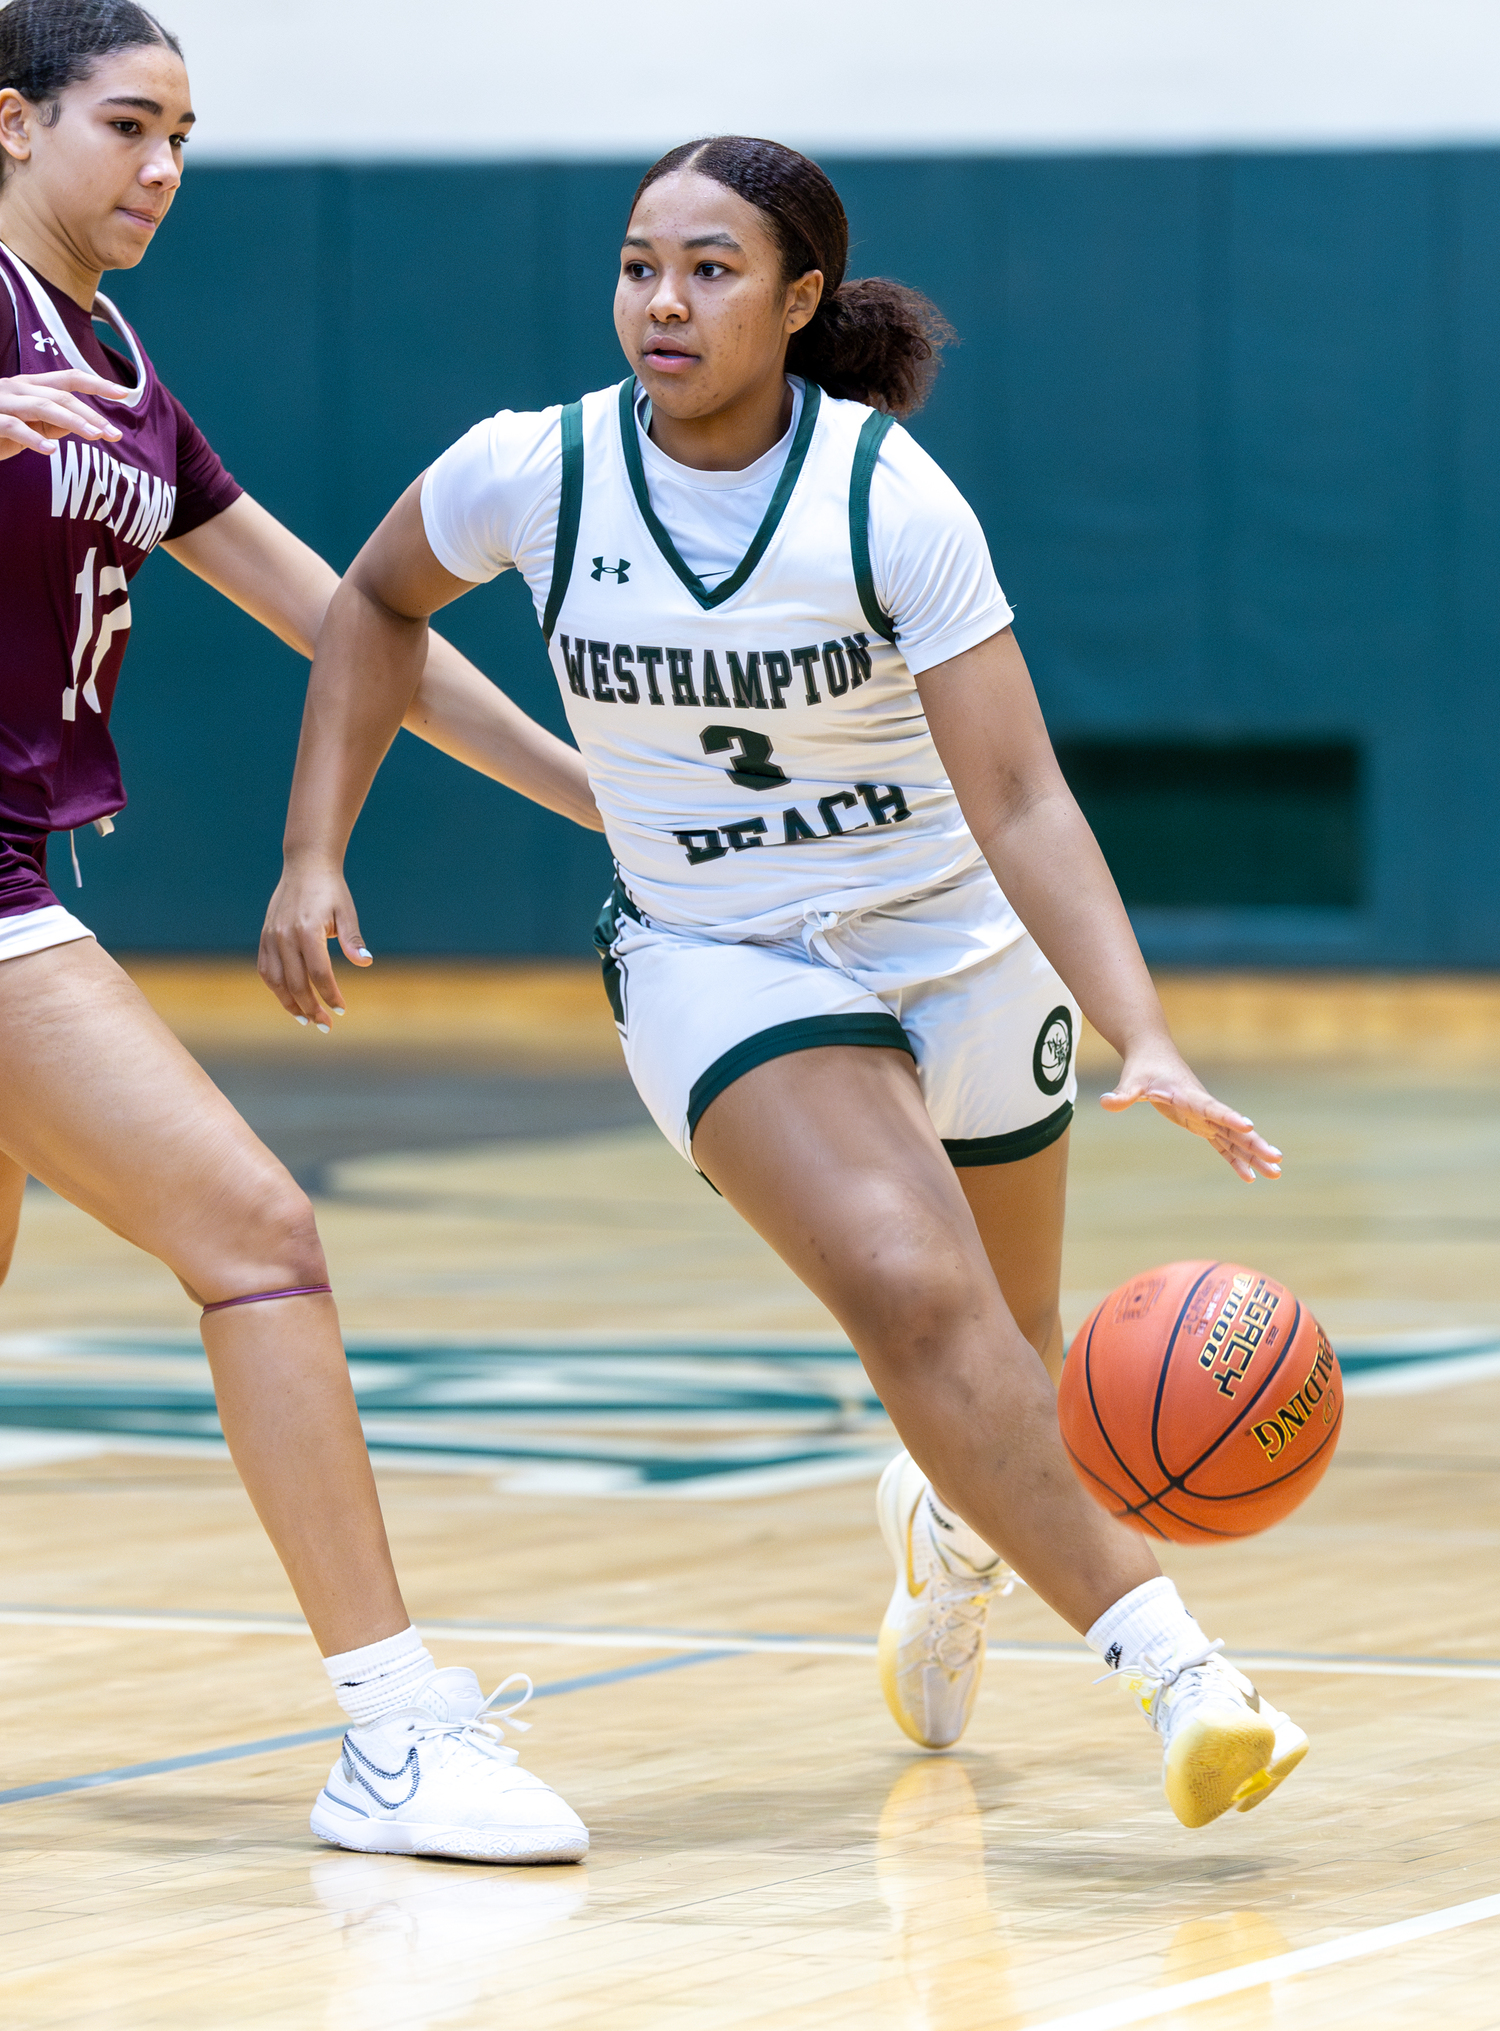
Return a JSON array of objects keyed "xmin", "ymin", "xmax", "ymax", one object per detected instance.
[
  {"xmin": 786, "ymin": 268, "xmax": 823, "ymax": 336},
  {"xmin": 0, "ymin": 90, "xmax": 37, "ymax": 165}
]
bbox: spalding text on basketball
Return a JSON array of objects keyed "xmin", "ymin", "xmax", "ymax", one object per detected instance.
[{"xmin": 1251, "ymin": 1332, "xmax": 1339, "ymax": 1461}]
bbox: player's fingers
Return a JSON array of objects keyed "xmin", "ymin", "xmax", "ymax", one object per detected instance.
[
  {"xmin": 333, "ymin": 905, "xmax": 373, "ymax": 974},
  {"xmin": 1190, "ymin": 1098, "xmax": 1282, "ymax": 1165},
  {"xmin": 2, "ymin": 392, "xmax": 123, "ymax": 439},
  {"xmin": 34, "ymin": 398, "xmax": 123, "ymax": 440},
  {"xmin": 0, "ymin": 417, "xmax": 59, "ymax": 456},
  {"xmin": 1097, "ymin": 1082, "xmax": 1146, "ymax": 1111},
  {"xmin": 299, "ymin": 922, "xmax": 351, "ymax": 1017},
  {"xmin": 289, "ymin": 932, "xmax": 341, "ymax": 1032},
  {"xmin": 1208, "ymin": 1123, "xmax": 1281, "ymax": 1181},
  {"xmin": 256, "ymin": 934, "xmax": 303, "ymax": 1017},
  {"xmin": 260, "ymin": 921, "xmax": 326, "ymax": 1028},
  {"xmin": 26, "ymin": 369, "xmax": 133, "ymax": 401}
]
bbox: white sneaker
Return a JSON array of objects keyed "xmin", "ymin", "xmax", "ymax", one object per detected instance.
[
  {"xmin": 1127, "ymin": 1640, "xmax": 1305, "ymax": 1828},
  {"xmin": 877, "ymin": 1451, "xmax": 1015, "ymax": 1749},
  {"xmin": 311, "ymin": 1667, "xmax": 589, "ymax": 1864}
]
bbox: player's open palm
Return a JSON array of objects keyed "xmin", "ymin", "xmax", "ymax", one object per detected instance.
[
  {"xmin": 0, "ymin": 369, "xmax": 130, "ymax": 461},
  {"xmin": 1101, "ymin": 1048, "xmax": 1282, "ymax": 1182}
]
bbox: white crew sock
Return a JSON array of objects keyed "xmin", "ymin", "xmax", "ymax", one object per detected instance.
[
  {"xmin": 924, "ymin": 1489, "xmax": 1002, "ymax": 1570},
  {"xmin": 323, "ymin": 1625, "xmax": 436, "ymax": 1727},
  {"xmin": 1086, "ymin": 1577, "xmax": 1207, "ymax": 1672}
]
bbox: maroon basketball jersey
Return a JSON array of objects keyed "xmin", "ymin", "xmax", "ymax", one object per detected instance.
[{"xmin": 0, "ymin": 239, "xmax": 238, "ymax": 835}]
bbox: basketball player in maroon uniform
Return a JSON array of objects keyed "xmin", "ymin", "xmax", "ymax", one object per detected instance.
[{"xmin": 0, "ymin": 0, "xmax": 590, "ymax": 1860}]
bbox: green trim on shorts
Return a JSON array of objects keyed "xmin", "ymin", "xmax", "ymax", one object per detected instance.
[
  {"xmin": 687, "ymin": 1013, "xmax": 914, "ymax": 1141},
  {"xmin": 943, "ymin": 1101, "xmax": 1074, "ymax": 1167},
  {"xmin": 591, "ymin": 874, "xmax": 643, "ymax": 1028}
]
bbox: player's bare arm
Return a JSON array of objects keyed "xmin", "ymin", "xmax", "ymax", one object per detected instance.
[
  {"xmin": 167, "ymin": 494, "xmax": 600, "ymax": 823},
  {"xmin": 255, "ymin": 479, "xmax": 519, "ymax": 1024},
  {"xmin": 917, "ymin": 626, "xmax": 1282, "ymax": 1184}
]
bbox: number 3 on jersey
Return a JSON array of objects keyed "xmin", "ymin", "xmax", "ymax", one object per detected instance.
[
  {"xmin": 64, "ymin": 546, "xmax": 131, "ymax": 723},
  {"xmin": 701, "ymin": 725, "xmax": 790, "ymax": 791}
]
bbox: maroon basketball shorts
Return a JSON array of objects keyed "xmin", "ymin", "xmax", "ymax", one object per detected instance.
[{"xmin": 0, "ymin": 823, "xmax": 93, "ymax": 963}]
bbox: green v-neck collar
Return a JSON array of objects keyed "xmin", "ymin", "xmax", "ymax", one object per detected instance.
[{"xmin": 617, "ymin": 376, "xmax": 822, "ymax": 610}]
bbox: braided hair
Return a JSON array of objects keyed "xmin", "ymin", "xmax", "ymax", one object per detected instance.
[{"xmin": 630, "ymin": 136, "xmax": 954, "ymax": 418}]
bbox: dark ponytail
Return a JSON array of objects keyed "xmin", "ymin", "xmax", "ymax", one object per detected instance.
[
  {"xmin": 630, "ymin": 136, "xmax": 954, "ymax": 418},
  {"xmin": 0, "ymin": 0, "xmax": 181, "ymax": 122}
]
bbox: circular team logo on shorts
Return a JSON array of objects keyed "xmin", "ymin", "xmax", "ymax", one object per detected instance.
[{"xmin": 1033, "ymin": 1005, "xmax": 1074, "ymax": 1096}]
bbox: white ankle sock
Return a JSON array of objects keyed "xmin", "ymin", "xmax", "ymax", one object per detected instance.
[
  {"xmin": 1086, "ymin": 1577, "xmax": 1207, "ymax": 1672},
  {"xmin": 323, "ymin": 1625, "xmax": 436, "ymax": 1727},
  {"xmin": 924, "ymin": 1489, "xmax": 1001, "ymax": 1570}
]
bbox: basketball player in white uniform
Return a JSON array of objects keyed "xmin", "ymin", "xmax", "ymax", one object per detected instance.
[{"xmin": 262, "ymin": 137, "xmax": 1309, "ymax": 1830}]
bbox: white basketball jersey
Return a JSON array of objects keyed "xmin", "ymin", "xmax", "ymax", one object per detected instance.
[{"xmin": 535, "ymin": 378, "xmax": 1006, "ymax": 942}]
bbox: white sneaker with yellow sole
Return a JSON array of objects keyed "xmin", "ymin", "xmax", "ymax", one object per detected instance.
[
  {"xmin": 1127, "ymin": 1639, "xmax": 1308, "ymax": 1828},
  {"xmin": 876, "ymin": 1451, "xmax": 1016, "ymax": 1750}
]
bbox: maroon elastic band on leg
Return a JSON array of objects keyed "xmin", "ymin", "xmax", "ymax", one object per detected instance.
[{"xmin": 201, "ymin": 1284, "xmax": 332, "ymax": 1316}]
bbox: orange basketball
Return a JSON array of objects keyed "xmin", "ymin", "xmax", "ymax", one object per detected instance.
[{"xmin": 1057, "ymin": 1260, "xmax": 1342, "ymax": 1543}]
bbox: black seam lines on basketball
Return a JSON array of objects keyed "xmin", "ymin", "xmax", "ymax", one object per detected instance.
[
  {"xmin": 1134, "ymin": 1496, "xmax": 1256, "ymax": 1541},
  {"xmin": 1062, "ymin": 1434, "xmax": 1171, "ymax": 1539},
  {"xmin": 1081, "ymin": 1304, "xmax": 1159, "ymax": 1507},
  {"xmin": 1149, "ymin": 1279, "xmax": 1311, "ymax": 1501},
  {"xmin": 1166, "ymin": 1399, "xmax": 1344, "ymax": 1503},
  {"xmin": 1173, "ymin": 1298, "xmax": 1305, "ymax": 1486},
  {"xmin": 1141, "ymin": 1263, "xmax": 1223, "ymax": 1509}
]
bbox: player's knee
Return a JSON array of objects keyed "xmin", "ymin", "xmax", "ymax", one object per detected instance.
[
  {"xmin": 1010, "ymin": 1294, "xmax": 1062, "ymax": 1364},
  {"xmin": 847, "ymin": 1232, "xmax": 990, "ymax": 1372},
  {"xmin": 226, "ymin": 1169, "xmax": 327, "ymax": 1288}
]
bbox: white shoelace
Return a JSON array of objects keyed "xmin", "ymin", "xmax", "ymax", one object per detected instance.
[
  {"xmin": 921, "ymin": 1555, "xmax": 1016, "ymax": 1671},
  {"xmin": 1096, "ymin": 1636, "xmax": 1227, "ymax": 1724},
  {"xmin": 420, "ymin": 1673, "xmax": 536, "ymax": 1765}
]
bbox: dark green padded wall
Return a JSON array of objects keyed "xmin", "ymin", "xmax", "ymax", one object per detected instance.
[{"xmin": 83, "ymin": 152, "xmax": 1500, "ymax": 964}]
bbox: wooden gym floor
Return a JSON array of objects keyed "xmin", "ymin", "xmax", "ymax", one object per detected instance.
[{"xmin": 1, "ymin": 962, "xmax": 1498, "ymax": 2030}]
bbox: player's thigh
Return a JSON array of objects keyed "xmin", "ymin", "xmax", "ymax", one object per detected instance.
[
  {"xmin": 605, "ymin": 907, "xmax": 903, "ymax": 1165},
  {"xmin": 957, "ymin": 1130, "xmax": 1069, "ymax": 1379},
  {"xmin": 895, "ymin": 931, "xmax": 1077, "ymax": 1366},
  {"xmin": 0, "ymin": 1148, "xmax": 25, "ymax": 1284},
  {"xmin": 693, "ymin": 1042, "xmax": 1004, "ymax": 1362},
  {"xmin": 0, "ymin": 938, "xmax": 315, "ymax": 1285}
]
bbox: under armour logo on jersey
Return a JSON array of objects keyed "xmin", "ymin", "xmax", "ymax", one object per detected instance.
[
  {"xmin": 591, "ymin": 556, "xmax": 631, "ymax": 583},
  {"xmin": 31, "ymin": 329, "xmax": 59, "ymax": 356}
]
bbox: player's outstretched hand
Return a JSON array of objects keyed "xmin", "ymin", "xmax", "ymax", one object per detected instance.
[
  {"xmin": 0, "ymin": 370, "xmax": 130, "ymax": 461},
  {"xmin": 259, "ymin": 863, "xmax": 372, "ymax": 1033},
  {"xmin": 1101, "ymin": 1044, "xmax": 1282, "ymax": 1182}
]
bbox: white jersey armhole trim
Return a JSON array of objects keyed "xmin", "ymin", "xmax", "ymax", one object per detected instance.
[{"xmin": 0, "ymin": 241, "xmax": 149, "ymax": 411}]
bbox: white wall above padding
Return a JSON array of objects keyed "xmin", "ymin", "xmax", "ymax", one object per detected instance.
[{"xmin": 164, "ymin": 0, "xmax": 1500, "ymax": 161}]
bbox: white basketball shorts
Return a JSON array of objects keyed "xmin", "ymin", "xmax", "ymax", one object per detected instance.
[
  {"xmin": 0, "ymin": 903, "xmax": 94, "ymax": 965},
  {"xmin": 595, "ymin": 866, "xmax": 1080, "ymax": 1170}
]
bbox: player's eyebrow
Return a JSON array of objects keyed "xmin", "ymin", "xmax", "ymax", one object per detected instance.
[
  {"xmin": 621, "ymin": 233, "xmax": 743, "ymax": 253},
  {"xmin": 101, "ymin": 95, "xmax": 197, "ymax": 124}
]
